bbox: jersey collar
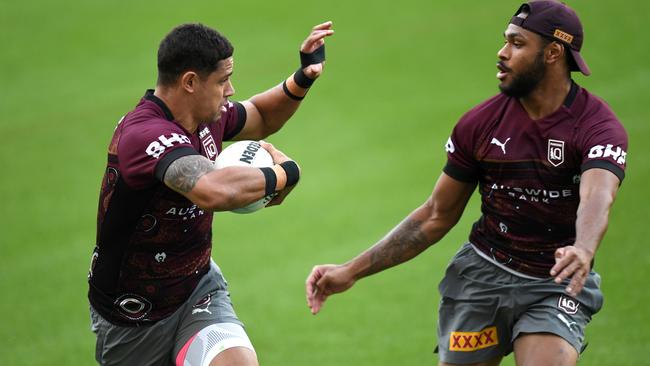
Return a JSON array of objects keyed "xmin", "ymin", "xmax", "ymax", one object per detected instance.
[
  {"xmin": 144, "ymin": 89, "xmax": 175, "ymax": 121},
  {"xmin": 563, "ymin": 80, "xmax": 579, "ymax": 108}
]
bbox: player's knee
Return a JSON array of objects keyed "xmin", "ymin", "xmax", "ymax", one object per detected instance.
[
  {"xmin": 209, "ymin": 347, "xmax": 258, "ymax": 366},
  {"xmin": 439, "ymin": 357, "xmax": 502, "ymax": 366}
]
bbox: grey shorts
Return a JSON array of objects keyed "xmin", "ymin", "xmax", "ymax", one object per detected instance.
[
  {"xmin": 435, "ymin": 243, "xmax": 603, "ymax": 364},
  {"xmin": 90, "ymin": 262, "xmax": 243, "ymax": 366}
]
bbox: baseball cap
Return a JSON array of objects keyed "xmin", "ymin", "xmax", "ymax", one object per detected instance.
[{"xmin": 510, "ymin": 1, "xmax": 590, "ymax": 76}]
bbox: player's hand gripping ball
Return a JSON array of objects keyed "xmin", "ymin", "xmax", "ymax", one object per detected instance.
[{"xmin": 214, "ymin": 140, "xmax": 276, "ymax": 213}]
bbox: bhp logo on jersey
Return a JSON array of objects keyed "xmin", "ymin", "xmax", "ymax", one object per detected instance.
[
  {"xmin": 146, "ymin": 133, "xmax": 191, "ymax": 159},
  {"xmin": 588, "ymin": 144, "xmax": 626, "ymax": 165},
  {"xmin": 445, "ymin": 137, "xmax": 455, "ymax": 153},
  {"xmin": 450, "ymin": 326, "xmax": 498, "ymax": 351}
]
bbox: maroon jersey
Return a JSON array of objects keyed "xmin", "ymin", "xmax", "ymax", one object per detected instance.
[
  {"xmin": 88, "ymin": 90, "xmax": 246, "ymax": 326},
  {"xmin": 444, "ymin": 82, "xmax": 627, "ymax": 277}
]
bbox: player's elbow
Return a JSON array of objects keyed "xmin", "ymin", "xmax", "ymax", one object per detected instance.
[
  {"xmin": 252, "ymin": 124, "xmax": 281, "ymax": 140},
  {"xmin": 426, "ymin": 206, "xmax": 464, "ymax": 236}
]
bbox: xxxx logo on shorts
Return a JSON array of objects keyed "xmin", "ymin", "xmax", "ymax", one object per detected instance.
[{"xmin": 450, "ymin": 326, "xmax": 498, "ymax": 351}]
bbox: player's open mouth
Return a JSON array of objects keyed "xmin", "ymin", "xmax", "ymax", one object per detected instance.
[{"xmin": 496, "ymin": 62, "xmax": 510, "ymax": 80}]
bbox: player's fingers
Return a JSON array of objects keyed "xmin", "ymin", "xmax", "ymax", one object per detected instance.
[
  {"xmin": 566, "ymin": 269, "xmax": 587, "ymax": 296},
  {"xmin": 305, "ymin": 274, "xmax": 316, "ymax": 299},
  {"xmin": 302, "ymin": 30, "xmax": 333, "ymax": 50},
  {"xmin": 554, "ymin": 260, "xmax": 579, "ymax": 284},
  {"xmin": 310, "ymin": 286, "xmax": 329, "ymax": 315},
  {"xmin": 306, "ymin": 266, "xmax": 324, "ymax": 289},
  {"xmin": 550, "ymin": 248, "xmax": 574, "ymax": 276},
  {"xmin": 259, "ymin": 141, "xmax": 281, "ymax": 159},
  {"xmin": 307, "ymin": 289, "xmax": 317, "ymax": 311},
  {"xmin": 311, "ymin": 30, "xmax": 333, "ymax": 44},
  {"xmin": 259, "ymin": 140, "xmax": 273, "ymax": 149},
  {"xmin": 310, "ymin": 299, "xmax": 322, "ymax": 315},
  {"xmin": 550, "ymin": 258, "xmax": 569, "ymax": 278},
  {"xmin": 268, "ymin": 185, "xmax": 295, "ymax": 207},
  {"xmin": 312, "ymin": 21, "xmax": 333, "ymax": 31}
]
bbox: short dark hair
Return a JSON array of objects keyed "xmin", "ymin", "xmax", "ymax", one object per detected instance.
[{"xmin": 157, "ymin": 23, "xmax": 234, "ymax": 86}]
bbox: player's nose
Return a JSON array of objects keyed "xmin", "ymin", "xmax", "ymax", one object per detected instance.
[
  {"xmin": 497, "ymin": 43, "xmax": 509, "ymax": 61},
  {"xmin": 225, "ymin": 80, "xmax": 235, "ymax": 97}
]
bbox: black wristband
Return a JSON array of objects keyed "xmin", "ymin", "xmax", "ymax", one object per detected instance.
[
  {"xmin": 293, "ymin": 67, "xmax": 315, "ymax": 89},
  {"xmin": 282, "ymin": 80, "xmax": 304, "ymax": 101},
  {"xmin": 300, "ymin": 44, "xmax": 326, "ymax": 68},
  {"xmin": 279, "ymin": 161, "xmax": 300, "ymax": 186},
  {"xmin": 259, "ymin": 167, "xmax": 277, "ymax": 196}
]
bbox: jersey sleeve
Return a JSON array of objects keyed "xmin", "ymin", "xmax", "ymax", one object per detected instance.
[
  {"xmin": 118, "ymin": 119, "xmax": 199, "ymax": 189},
  {"xmin": 443, "ymin": 112, "xmax": 481, "ymax": 183},
  {"xmin": 577, "ymin": 104, "xmax": 628, "ymax": 183},
  {"xmin": 222, "ymin": 101, "xmax": 247, "ymax": 141}
]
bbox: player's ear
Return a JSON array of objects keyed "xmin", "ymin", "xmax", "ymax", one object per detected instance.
[
  {"xmin": 180, "ymin": 71, "xmax": 198, "ymax": 93},
  {"xmin": 546, "ymin": 41, "xmax": 564, "ymax": 65}
]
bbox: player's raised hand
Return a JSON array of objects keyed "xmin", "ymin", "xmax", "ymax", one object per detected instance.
[
  {"xmin": 299, "ymin": 21, "xmax": 334, "ymax": 79},
  {"xmin": 306, "ymin": 264, "xmax": 356, "ymax": 315},
  {"xmin": 550, "ymin": 245, "xmax": 594, "ymax": 297}
]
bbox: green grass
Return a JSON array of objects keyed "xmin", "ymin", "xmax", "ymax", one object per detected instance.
[{"xmin": 1, "ymin": 0, "xmax": 649, "ymax": 365}]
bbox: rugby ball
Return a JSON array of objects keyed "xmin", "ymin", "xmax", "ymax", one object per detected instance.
[{"xmin": 214, "ymin": 140, "xmax": 276, "ymax": 213}]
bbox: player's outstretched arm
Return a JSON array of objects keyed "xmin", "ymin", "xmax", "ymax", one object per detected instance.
[
  {"xmin": 551, "ymin": 168, "xmax": 620, "ymax": 296},
  {"xmin": 233, "ymin": 21, "xmax": 334, "ymax": 141},
  {"xmin": 306, "ymin": 173, "xmax": 476, "ymax": 314},
  {"xmin": 163, "ymin": 144, "xmax": 298, "ymax": 211}
]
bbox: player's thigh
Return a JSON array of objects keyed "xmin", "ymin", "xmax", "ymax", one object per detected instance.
[
  {"xmin": 90, "ymin": 306, "xmax": 174, "ymax": 366},
  {"xmin": 437, "ymin": 245, "xmax": 515, "ymax": 364},
  {"xmin": 439, "ymin": 355, "xmax": 503, "ymax": 366},
  {"xmin": 176, "ymin": 323, "xmax": 257, "ymax": 366},
  {"xmin": 513, "ymin": 333, "xmax": 577, "ymax": 366},
  {"xmin": 209, "ymin": 346, "xmax": 258, "ymax": 366},
  {"xmin": 174, "ymin": 268, "xmax": 256, "ymax": 366},
  {"xmin": 512, "ymin": 285, "xmax": 600, "ymax": 359}
]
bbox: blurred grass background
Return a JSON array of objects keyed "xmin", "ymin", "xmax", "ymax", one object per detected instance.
[{"xmin": 1, "ymin": 0, "xmax": 648, "ymax": 364}]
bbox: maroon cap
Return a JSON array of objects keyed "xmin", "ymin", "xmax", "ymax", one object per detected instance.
[{"xmin": 510, "ymin": 1, "xmax": 590, "ymax": 76}]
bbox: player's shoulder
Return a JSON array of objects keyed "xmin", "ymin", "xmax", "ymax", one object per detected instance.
[
  {"xmin": 455, "ymin": 93, "xmax": 509, "ymax": 129},
  {"xmin": 115, "ymin": 99, "xmax": 191, "ymax": 159},
  {"xmin": 122, "ymin": 100, "xmax": 186, "ymax": 136},
  {"xmin": 573, "ymin": 86, "xmax": 626, "ymax": 134}
]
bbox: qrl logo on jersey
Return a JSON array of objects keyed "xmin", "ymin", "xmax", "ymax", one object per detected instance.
[
  {"xmin": 145, "ymin": 133, "xmax": 191, "ymax": 159},
  {"xmin": 199, "ymin": 127, "xmax": 218, "ymax": 160},
  {"xmin": 588, "ymin": 144, "xmax": 627, "ymax": 165},
  {"xmin": 548, "ymin": 139, "xmax": 565, "ymax": 167}
]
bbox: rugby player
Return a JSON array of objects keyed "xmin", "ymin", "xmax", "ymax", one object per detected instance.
[
  {"xmin": 89, "ymin": 22, "xmax": 333, "ymax": 365},
  {"xmin": 306, "ymin": 2, "xmax": 626, "ymax": 365}
]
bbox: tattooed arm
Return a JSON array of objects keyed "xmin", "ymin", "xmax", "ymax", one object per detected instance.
[
  {"xmin": 164, "ymin": 153, "xmax": 288, "ymax": 211},
  {"xmin": 306, "ymin": 173, "xmax": 476, "ymax": 314}
]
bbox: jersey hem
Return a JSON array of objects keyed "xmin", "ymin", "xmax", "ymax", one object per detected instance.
[{"xmin": 469, "ymin": 243, "xmax": 545, "ymax": 280}]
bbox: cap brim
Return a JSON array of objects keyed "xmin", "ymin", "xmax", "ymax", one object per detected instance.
[{"xmin": 570, "ymin": 48, "xmax": 591, "ymax": 76}]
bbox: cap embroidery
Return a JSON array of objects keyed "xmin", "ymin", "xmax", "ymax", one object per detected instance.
[{"xmin": 553, "ymin": 29, "xmax": 574, "ymax": 44}]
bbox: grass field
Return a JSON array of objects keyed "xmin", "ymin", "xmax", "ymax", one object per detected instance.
[{"xmin": 1, "ymin": 0, "xmax": 649, "ymax": 365}]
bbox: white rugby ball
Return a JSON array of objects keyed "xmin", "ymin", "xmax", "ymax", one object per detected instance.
[{"xmin": 214, "ymin": 140, "xmax": 276, "ymax": 214}]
